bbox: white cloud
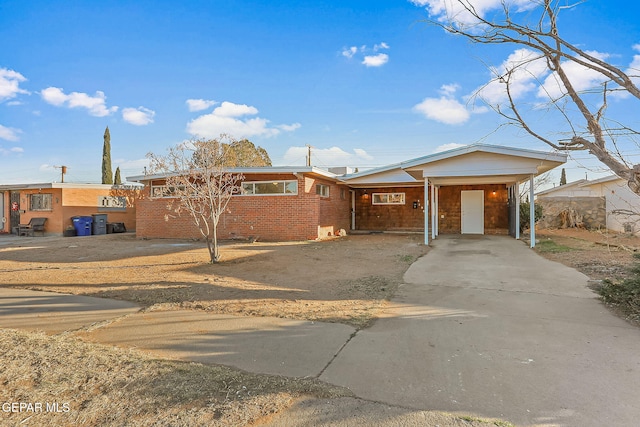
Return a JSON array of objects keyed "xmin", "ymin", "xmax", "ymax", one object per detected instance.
[
  {"xmin": 475, "ymin": 48, "xmax": 547, "ymax": 105},
  {"xmin": 343, "ymin": 43, "xmax": 390, "ymax": 67},
  {"xmin": 122, "ymin": 106, "xmax": 155, "ymax": 126},
  {"xmin": 40, "ymin": 87, "xmax": 67, "ymax": 105},
  {"xmin": 186, "ymin": 98, "xmax": 217, "ymax": 112},
  {"xmin": 342, "ymin": 46, "xmax": 358, "ymax": 58},
  {"xmin": 283, "ymin": 146, "xmax": 373, "ymax": 166},
  {"xmin": 186, "ymin": 101, "xmax": 299, "ymax": 139},
  {"xmin": 0, "ymin": 124, "xmax": 21, "ymax": 141},
  {"xmin": 0, "ymin": 145, "xmax": 23, "ymax": 155},
  {"xmin": 0, "ymin": 68, "xmax": 29, "ymax": 102},
  {"xmin": 362, "ymin": 53, "xmax": 389, "ymax": 67},
  {"xmin": 40, "ymin": 87, "xmax": 118, "ymax": 117},
  {"xmin": 434, "ymin": 143, "xmax": 467, "ymax": 153},
  {"xmin": 277, "ymin": 123, "xmax": 302, "ymax": 132},
  {"xmin": 414, "ymin": 96, "xmax": 470, "ymax": 124},
  {"xmin": 537, "ymin": 50, "xmax": 610, "ymax": 100},
  {"xmin": 213, "ymin": 101, "xmax": 258, "ymax": 118},
  {"xmin": 414, "ymin": 84, "xmax": 471, "ymax": 124},
  {"xmin": 411, "ymin": 0, "xmax": 537, "ymax": 27},
  {"xmin": 439, "ymin": 83, "xmax": 461, "ymax": 97},
  {"xmin": 353, "ymin": 148, "xmax": 374, "ymax": 160}
]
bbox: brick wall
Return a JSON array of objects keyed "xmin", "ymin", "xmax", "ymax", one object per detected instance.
[
  {"xmin": 354, "ymin": 187, "xmax": 425, "ymax": 231},
  {"xmin": 438, "ymin": 184, "xmax": 509, "ymax": 234},
  {"xmin": 136, "ymin": 173, "xmax": 350, "ymax": 241}
]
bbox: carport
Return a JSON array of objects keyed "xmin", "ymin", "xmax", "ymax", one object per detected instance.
[
  {"xmin": 344, "ymin": 144, "xmax": 567, "ymax": 247},
  {"xmin": 403, "ymin": 145, "xmax": 566, "ymax": 247}
]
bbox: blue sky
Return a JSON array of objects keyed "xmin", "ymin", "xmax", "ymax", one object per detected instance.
[{"xmin": 1, "ymin": 0, "xmax": 639, "ymax": 185}]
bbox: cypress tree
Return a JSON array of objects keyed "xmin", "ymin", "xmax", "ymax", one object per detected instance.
[
  {"xmin": 114, "ymin": 166, "xmax": 122, "ymax": 185},
  {"xmin": 560, "ymin": 168, "xmax": 567, "ymax": 186},
  {"xmin": 102, "ymin": 126, "xmax": 113, "ymax": 184}
]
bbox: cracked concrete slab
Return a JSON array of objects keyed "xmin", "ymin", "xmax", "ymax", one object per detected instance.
[
  {"xmin": 320, "ymin": 235, "xmax": 640, "ymax": 427},
  {"xmin": 79, "ymin": 310, "xmax": 355, "ymax": 378}
]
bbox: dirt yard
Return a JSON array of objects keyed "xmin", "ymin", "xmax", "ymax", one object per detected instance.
[
  {"xmin": 534, "ymin": 227, "xmax": 640, "ymax": 282},
  {"xmin": 0, "ymin": 232, "xmax": 426, "ymax": 328}
]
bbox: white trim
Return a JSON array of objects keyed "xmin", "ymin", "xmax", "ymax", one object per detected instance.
[
  {"xmin": 350, "ymin": 190, "xmax": 356, "ymax": 230},
  {"xmin": 424, "ymin": 179, "xmax": 429, "ymax": 245},
  {"xmin": 401, "ymin": 144, "xmax": 567, "ymax": 169},
  {"xmin": 515, "ymin": 185, "xmax": 520, "ymax": 240},
  {"xmin": 530, "ymin": 175, "xmax": 535, "ymax": 248},
  {"xmin": 239, "ymin": 180, "xmax": 298, "ymax": 196},
  {"xmin": 431, "ymin": 184, "xmax": 436, "ymax": 240},
  {"xmin": 371, "ymin": 192, "xmax": 405, "ymax": 205},
  {"xmin": 128, "ymin": 166, "xmax": 339, "ymax": 183},
  {"xmin": 435, "ymin": 186, "xmax": 439, "ymax": 237}
]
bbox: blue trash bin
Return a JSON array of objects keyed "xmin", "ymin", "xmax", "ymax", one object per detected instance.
[{"xmin": 72, "ymin": 216, "xmax": 93, "ymax": 236}]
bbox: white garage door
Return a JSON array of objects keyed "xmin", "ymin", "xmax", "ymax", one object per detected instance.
[{"xmin": 461, "ymin": 190, "xmax": 484, "ymax": 234}]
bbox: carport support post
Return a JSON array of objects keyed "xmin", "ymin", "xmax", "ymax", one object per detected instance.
[
  {"xmin": 515, "ymin": 184, "xmax": 520, "ymax": 240},
  {"xmin": 530, "ymin": 175, "xmax": 535, "ymax": 248},
  {"xmin": 431, "ymin": 183, "xmax": 436, "ymax": 240},
  {"xmin": 424, "ymin": 179, "xmax": 429, "ymax": 245}
]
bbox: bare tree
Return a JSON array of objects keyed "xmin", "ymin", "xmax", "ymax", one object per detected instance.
[
  {"xmin": 418, "ymin": 0, "xmax": 640, "ymax": 192},
  {"xmin": 147, "ymin": 136, "xmax": 243, "ymax": 263}
]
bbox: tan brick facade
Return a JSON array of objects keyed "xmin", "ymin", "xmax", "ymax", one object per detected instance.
[{"xmin": 1, "ymin": 186, "xmax": 137, "ymax": 235}]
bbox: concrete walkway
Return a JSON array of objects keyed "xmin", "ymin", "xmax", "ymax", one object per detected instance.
[{"xmin": 319, "ymin": 235, "xmax": 640, "ymax": 427}]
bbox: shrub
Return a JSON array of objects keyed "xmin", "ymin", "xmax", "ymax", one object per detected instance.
[
  {"xmin": 519, "ymin": 202, "xmax": 543, "ymax": 232},
  {"xmin": 596, "ymin": 253, "xmax": 640, "ymax": 322}
]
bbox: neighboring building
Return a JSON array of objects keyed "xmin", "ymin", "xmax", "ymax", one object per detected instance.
[
  {"xmin": 537, "ymin": 175, "xmax": 640, "ymax": 233},
  {"xmin": 0, "ymin": 183, "xmax": 137, "ymax": 236},
  {"xmin": 129, "ymin": 144, "xmax": 566, "ymax": 246}
]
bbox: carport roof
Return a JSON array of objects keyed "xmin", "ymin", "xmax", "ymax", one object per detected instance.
[{"xmin": 343, "ymin": 144, "xmax": 566, "ymax": 186}]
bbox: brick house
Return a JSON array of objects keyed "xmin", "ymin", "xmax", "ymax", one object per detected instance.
[
  {"xmin": 0, "ymin": 183, "xmax": 137, "ymax": 236},
  {"xmin": 129, "ymin": 144, "xmax": 566, "ymax": 246},
  {"xmin": 131, "ymin": 167, "xmax": 350, "ymax": 241}
]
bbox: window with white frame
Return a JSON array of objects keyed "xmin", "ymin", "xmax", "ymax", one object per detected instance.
[
  {"xmin": 30, "ymin": 193, "xmax": 53, "ymax": 211},
  {"xmin": 372, "ymin": 192, "xmax": 405, "ymax": 205},
  {"xmin": 316, "ymin": 184, "xmax": 330, "ymax": 198},
  {"xmin": 240, "ymin": 180, "xmax": 297, "ymax": 195}
]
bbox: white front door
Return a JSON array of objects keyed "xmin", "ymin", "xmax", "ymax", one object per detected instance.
[{"xmin": 461, "ymin": 190, "xmax": 484, "ymax": 234}]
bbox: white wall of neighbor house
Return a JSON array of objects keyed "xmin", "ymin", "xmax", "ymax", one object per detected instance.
[{"xmin": 592, "ymin": 180, "xmax": 640, "ymax": 232}]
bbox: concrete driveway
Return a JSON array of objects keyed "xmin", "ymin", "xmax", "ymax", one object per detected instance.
[{"xmin": 319, "ymin": 235, "xmax": 640, "ymax": 427}]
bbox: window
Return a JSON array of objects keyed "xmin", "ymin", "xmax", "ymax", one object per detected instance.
[
  {"xmin": 98, "ymin": 196, "xmax": 126, "ymax": 211},
  {"xmin": 316, "ymin": 184, "xmax": 330, "ymax": 198},
  {"xmin": 241, "ymin": 180, "xmax": 297, "ymax": 195},
  {"xmin": 372, "ymin": 193, "xmax": 405, "ymax": 205},
  {"xmin": 150, "ymin": 185, "xmax": 186, "ymax": 198},
  {"xmin": 30, "ymin": 193, "xmax": 52, "ymax": 211}
]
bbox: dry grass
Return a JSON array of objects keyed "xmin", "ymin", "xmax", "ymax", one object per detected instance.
[
  {"xmin": 0, "ymin": 234, "xmax": 427, "ymax": 329},
  {"xmin": 0, "ymin": 329, "xmax": 351, "ymax": 426},
  {"xmin": 0, "ymin": 233, "xmax": 427, "ymax": 426}
]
